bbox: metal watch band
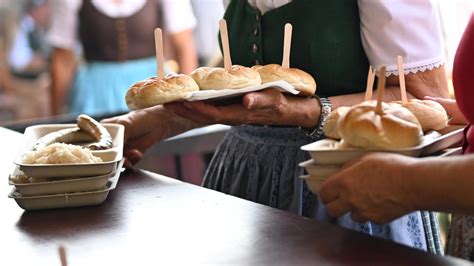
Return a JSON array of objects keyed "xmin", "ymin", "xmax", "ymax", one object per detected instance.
[{"xmin": 301, "ymin": 96, "xmax": 332, "ymax": 139}]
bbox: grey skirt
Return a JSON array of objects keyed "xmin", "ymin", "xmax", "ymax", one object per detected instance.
[{"xmin": 203, "ymin": 125, "xmax": 317, "ymax": 216}]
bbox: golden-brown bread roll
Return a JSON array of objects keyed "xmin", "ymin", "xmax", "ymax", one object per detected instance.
[
  {"xmin": 396, "ymin": 99, "xmax": 448, "ymax": 132},
  {"xmin": 338, "ymin": 104, "xmax": 423, "ymax": 149},
  {"xmin": 190, "ymin": 65, "xmax": 261, "ymax": 90},
  {"xmin": 125, "ymin": 74, "xmax": 199, "ymax": 110},
  {"xmin": 323, "ymin": 106, "xmax": 350, "ymax": 140},
  {"xmin": 251, "ymin": 64, "xmax": 316, "ymax": 96},
  {"xmin": 323, "ymin": 101, "xmax": 391, "ymax": 140}
]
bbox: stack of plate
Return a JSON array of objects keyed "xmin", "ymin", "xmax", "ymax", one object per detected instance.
[
  {"xmin": 299, "ymin": 159, "xmax": 341, "ymax": 194},
  {"xmin": 8, "ymin": 124, "xmax": 125, "ymax": 210},
  {"xmin": 300, "ymin": 125, "xmax": 465, "ymax": 195}
]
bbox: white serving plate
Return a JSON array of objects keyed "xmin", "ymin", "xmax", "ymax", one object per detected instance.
[
  {"xmin": 9, "ymin": 167, "xmax": 115, "ymax": 197},
  {"xmin": 183, "ymin": 80, "xmax": 299, "ymax": 102},
  {"xmin": 301, "ymin": 125, "xmax": 465, "ymax": 165},
  {"xmin": 14, "ymin": 124, "xmax": 124, "ymax": 178},
  {"xmin": 9, "ymin": 160, "xmax": 124, "ymax": 210},
  {"xmin": 419, "ymin": 126, "xmax": 465, "ymax": 156}
]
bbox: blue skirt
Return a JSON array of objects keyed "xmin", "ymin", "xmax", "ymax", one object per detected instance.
[
  {"xmin": 69, "ymin": 57, "xmax": 159, "ymax": 115},
  {"xmin": 203, "ymin": 125, "xmax": 442, "ymax": 253}
]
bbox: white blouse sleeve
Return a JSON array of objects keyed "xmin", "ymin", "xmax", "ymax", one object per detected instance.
[
  {"xmin": 47, "ymin": 0, "xmax": 82, "ymax": 50},
  {"xmin": 162, "ymin": 0, "xmax": 197, "ymax": 34},
  {"xmin": 358, "ymin": 0, "xmax": 445, "ymax": 76}
]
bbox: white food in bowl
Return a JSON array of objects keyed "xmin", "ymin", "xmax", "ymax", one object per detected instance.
[{"xmin": 22, "ymin": 143, "xmax": 102, "ymax": 165}]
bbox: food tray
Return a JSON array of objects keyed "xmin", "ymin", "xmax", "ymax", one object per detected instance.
[
  {"xmin": 9, "ymin": 167, "xmax": 115, "ymax": 197},
  {"xmin": 183, "ymin": 80, "xmax": 299, "ymax": 102},
  {"xmin": 301, "ymin": 125, "xmax": 465, "ymax": 165},
  {"xmin": 8, "ymin": 160, "xmax": 124, "ymax": 210},
  {"xmin": 14, "ymin": 124, "xmax": 124, "ymax": 178}
]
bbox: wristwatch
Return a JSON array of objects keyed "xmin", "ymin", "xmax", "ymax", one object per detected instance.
[{"xmin": 300, "ymin": 96, "xmax": 332, "ymax": 139}]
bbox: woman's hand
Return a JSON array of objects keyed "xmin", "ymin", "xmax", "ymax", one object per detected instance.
[
  {"xmin": 102, "ymin": 106, "xmax": 172, "ymax": 168},
  {"xmin": 164, "ymin": 88, "xmax": 320, "ymax": 128},
  {"xmin": 424, "ymin": 96, "xmax": 468, "ymax": 125},
  {"xmin": 319, "ymin": 153, "xmax": 417, "ymax": 224}
]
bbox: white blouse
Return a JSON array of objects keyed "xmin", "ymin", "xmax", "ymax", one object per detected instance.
[
  {"xmin": 244, "ymin": 0, "xmax": 445, "ymax": 76},
  {"xmin": 48, "ymin": 0, "xmax": 197, "ymax": 51}
]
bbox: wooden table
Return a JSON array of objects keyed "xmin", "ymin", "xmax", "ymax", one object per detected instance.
[{"xmin": 0, "ymin": 127, "xmax": 469, "ymax": 265}]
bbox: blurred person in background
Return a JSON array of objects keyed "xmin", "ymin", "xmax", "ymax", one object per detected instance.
[
  {"xmin": 0, "ymin": 37, "xmax": 15, "ymax": 121},
  {"xmin": 8, "ymin": 0, "xmax": 50, "ymax": 79},
  {"xmin": 4, "ymin": 0, "xmax": 52, "ymax": 120},
  {"xmin": 48, "ymin": 0, "xmax": 198, "ymax": 116},
  {"xmin": 191, "ymin": 0, "xmax": 224, "ymax": 66}
]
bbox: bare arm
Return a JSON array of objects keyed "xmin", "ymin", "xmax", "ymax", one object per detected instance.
[
  {"xmin": 329, "ymin": 65, "xmax": 450, "ymax": 108},
  {"xmin": 50, "ymin": 48, "xmax": 76, "ymax": 115},
  {"xmin": 406, "ymin": 155, "xmax": 474, "ymax": 215},
  {"xmin": 102, "ymin": 105, "xmax": 203, "ymax": 166},
  {"xmin": 169, "ymin": 29, "xmax": 198, "ymax": 74},
  {"xmin": 319, "ymin": 152, "xmax": 474, "ymax": 224}
]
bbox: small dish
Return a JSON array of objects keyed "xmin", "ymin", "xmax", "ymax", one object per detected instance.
[
  {"xmin": 14, "ymin": 124, "xmax": 124, "ymax": 178},
  {"xmin": 9, "ymin": 160, "xmax": 124, "ymax": 210}
]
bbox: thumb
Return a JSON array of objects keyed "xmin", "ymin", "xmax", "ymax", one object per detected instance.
[
  {"xmin": 124, "ymin": 149, "xmax": 144, "ymax": 167},
  {"xmin": 243, "ymin": 88, "xmax": 281, "ymax": 109},
  {"xmin": 424, "ymin": 96, "xmax": 453, "ymax": 108}
]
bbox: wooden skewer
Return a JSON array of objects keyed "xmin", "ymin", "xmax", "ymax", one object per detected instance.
[
  {"xmin": 282, "ymin": 23, "xmax": 293, "ymax": 69},
  {"xmin": 375, "ymin": 65, "xmax": 386, "ymax": 115},
  {"xmin": 397, "ymin": 56, "xmax": 408, "ymax": 104},
  {"xmin": 364, "ymin": 65, "xmax": 375, "ymax": 101},
  {"xmin": 219, "ymin": 19, "xmax": 232, "ymax": 71},
  {"xmin": 154, "ymin": 28, "xmax": 165, "ymax": 79},
  {"xmin": 58, "ymin": 245, "xmax": 68, "ymax": 266}
]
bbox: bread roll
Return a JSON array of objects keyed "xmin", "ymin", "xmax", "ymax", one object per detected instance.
[
  {"xmin": 397, "ymin": 99, "xmax": 448, "ymax": 131},
  {"xmin": 190, "ymin": 65, "xmax": 261, "ymax": 90},
  {"xmin": 252, "ymin": 64, "xmax": 316, "ymax": 96},
  {"xmin": 125, "ymin": 74, "xmax": 199, "ymax": 110},
  {"xmin": 323, "ymin": 106, "xmax": 350, "ymax": 140},
  {"xmin": 323, "ymin": 101, "xmax": 391, "ymax": 140},
  {"xmin": 338, "ymin": 104, "xmax": 423, "ymax": 149}
]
